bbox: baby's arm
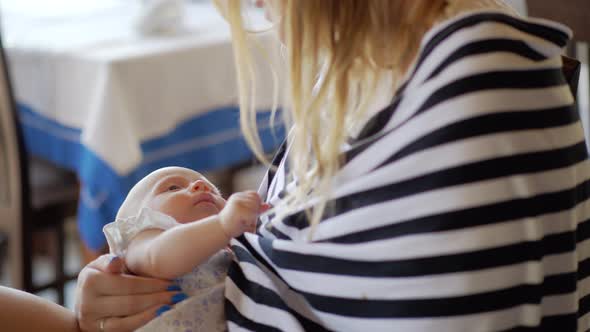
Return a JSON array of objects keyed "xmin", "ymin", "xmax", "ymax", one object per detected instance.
[{"xmin": 126, "ymin": 191, "xmax": 263, "ymax": 280}]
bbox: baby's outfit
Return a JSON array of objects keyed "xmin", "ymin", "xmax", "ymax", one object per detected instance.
[{"xmin": 103, "ymin": 208, "xmax": 232, "ymax": 332}]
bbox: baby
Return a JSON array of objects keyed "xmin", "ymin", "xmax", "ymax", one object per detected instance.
[{"xmin": 103, "ymin": 166, "xmax": 267, "ymax": 332}]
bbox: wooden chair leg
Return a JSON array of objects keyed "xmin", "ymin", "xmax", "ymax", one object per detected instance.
[
  {"xmin": 577, "ymin": 43, "xmax": 590, "ymax": 142},
  {"xmin": 5, "ymin": 222, "xmax": 24, "ymax": 290},
  {"xmin": 55, "ymin": 225, "xmax": 65, "ymax": 306},
  {"xmin": 21, "ymin": 222, "xmax": 33, "ymax": 293}
]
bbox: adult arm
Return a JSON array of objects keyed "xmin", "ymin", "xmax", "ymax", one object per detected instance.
[{"xmin": 0, "ymin": 286, "xmax": 79, "ymax": 332}]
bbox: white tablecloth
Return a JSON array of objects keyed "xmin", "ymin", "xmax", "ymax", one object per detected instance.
[
  {"xmin": 0, "ymin": 0, "xmax": 283, "ymax": 250},
  {"xmin": 2, "ymin": 0, "xmax": 279, "ymax": 175}
]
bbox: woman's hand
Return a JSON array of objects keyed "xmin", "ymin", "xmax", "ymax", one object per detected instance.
[{"xmin": 75, "ymin": 254, "xmax": 183, "ymax": 332}]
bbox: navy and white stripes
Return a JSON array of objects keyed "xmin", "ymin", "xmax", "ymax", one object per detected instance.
[{"xmin": 225, "ymin": 10, "xmax": 589, "ymax": 331}]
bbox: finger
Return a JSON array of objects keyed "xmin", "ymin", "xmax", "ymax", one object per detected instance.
[
  {"xmin": 259, "ymin": 203, "xmax": 272, "ymax": 213},
  {"xmin": 106, "ymin": 256, "xmax": 126, "ymax": 274},
  {"xmin": 103, "ymin": 304, "xmax": 162, "ymax": 332},
  {"xmin": 93, "ymin": 272, "xmax": 171, "ymax": 295},
  {"xmin": 96, "ymin": 291, "xmax": 179, "ymax": 317},
  {"xmin": 236, "ymin": 191, "xmax": 259, "ymax": 201},
  {"xmin": 245, "ymin": 191, "xmax": 261, "ymax": 200},
  {"xmin": 86, "ymin": 254, "xmax": 124, "ymax": 274},
  {"xmin": 238, "ymin": 194, "xmax": 262, "ymax": 206}
]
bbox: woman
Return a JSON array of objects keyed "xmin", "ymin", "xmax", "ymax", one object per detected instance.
[{"xmin": 75, "ymin": 0, "xmax": 590, "ymax": 331}]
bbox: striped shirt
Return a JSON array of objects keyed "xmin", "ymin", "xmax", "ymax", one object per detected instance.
[{"xmin": 225, "ymin": 10, "xmax": 590, "ymax": 331}]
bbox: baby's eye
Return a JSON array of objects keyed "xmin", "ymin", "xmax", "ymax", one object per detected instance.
[{"xmin": 167, "ymin": 185, "xmax": 182, "ymax": 191}]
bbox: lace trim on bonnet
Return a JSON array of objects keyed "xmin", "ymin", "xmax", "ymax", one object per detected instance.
[{"xmin": 103, "ymin": 207, "xmax": 179, "ymax": 256}]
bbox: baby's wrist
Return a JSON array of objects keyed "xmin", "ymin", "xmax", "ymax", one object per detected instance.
[{"xmin": 217, "ymin": 214, "xmax": 234, "ymax": 240}]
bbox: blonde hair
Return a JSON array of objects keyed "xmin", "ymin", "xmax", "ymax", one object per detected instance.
[{"xmin": 215, "ymin": 0, "xmax": 448, "ymax": 233}]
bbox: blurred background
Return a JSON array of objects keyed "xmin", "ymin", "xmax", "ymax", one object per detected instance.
[{"xmin": 0, "ymin": 0, "xmax": 587, "ymax": 310}]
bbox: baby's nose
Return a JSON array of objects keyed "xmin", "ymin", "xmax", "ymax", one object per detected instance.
[{"xmin": 191, "ymin": 179, "xmax": 211, "ymax": 192}]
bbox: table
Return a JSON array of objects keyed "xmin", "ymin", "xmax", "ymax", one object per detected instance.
[{"xmin": 1, "ymin": 0, "xmax": 285, "ymax": 251}]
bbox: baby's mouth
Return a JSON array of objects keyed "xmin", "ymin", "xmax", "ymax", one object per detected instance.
[{"xmin": 192, "ymin": 192, "xmax": 217, "ymax": 207}]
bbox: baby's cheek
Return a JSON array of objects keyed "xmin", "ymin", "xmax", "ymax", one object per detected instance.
[{"xmin": 218, "ymin": 198, "xmax": 227, "ymax": 210}]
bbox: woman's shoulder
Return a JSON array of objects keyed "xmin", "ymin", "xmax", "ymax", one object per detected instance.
[
  {"xmin": 354, "ymin": 9, "xmax": 574, "ymax": 145},
  {"xmin": 423, "ymin": 8, "xmax": 572, "ymax": 54},
  {"xmin": 341, "ymin": 10, "xmax": 580, "ymax": 191},
  {"xmin": 408, "ymin": 9, "xmax": 572, "ymax": 88}
]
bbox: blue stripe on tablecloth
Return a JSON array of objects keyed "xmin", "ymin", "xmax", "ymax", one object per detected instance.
[{"xmin": 18, "ymin": 104, "xmax": 284, "ymax": 250}]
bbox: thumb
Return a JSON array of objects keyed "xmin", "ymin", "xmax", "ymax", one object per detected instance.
[
  {"xmin": 89, "ymin": 254, "xmax": 126, "ymax": 274},
  {"xmin": 105, "ymin": 255, "xmax": 126, "ymax": 274}
]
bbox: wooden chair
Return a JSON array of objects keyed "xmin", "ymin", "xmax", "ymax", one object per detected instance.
[
  {"xmin": 0, "ymin": 34, "xmax": 79, "ymax": 305},
  {"xmin": 526, "ymin": 1, "xmax": 590, "ymax": 42},
  {"xmin": 563, "ymin": 56, "xmax": 581, "ymax": 98},
  {"xmin": 527, "ymin": 0, "xmax": 588, "ymax": 100},
  {"xmin": 527, "ymin": 1, "xmax": 588, "ymax": 144}
]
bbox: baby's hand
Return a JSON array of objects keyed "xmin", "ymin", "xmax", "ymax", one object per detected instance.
[{"xmin": 219, "ymin": 191, "xmax": 264, "ymax": 238}]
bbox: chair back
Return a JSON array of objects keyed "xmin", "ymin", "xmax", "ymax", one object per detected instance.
[
  {"xmin": 562, "ymin": 55, "xmax": 581, "ymax": 98},
  {"xmin": 526, "ymin": 0, "xmax": 590, "ymax": 42},
  {"xmin": 0, "ymin": 33, "xmax": 31, "ymax": 289}
]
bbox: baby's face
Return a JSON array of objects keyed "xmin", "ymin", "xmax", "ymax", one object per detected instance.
[{"xmin": 146, "ymin": 170, "xmax": 226, "ymax": 223}]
